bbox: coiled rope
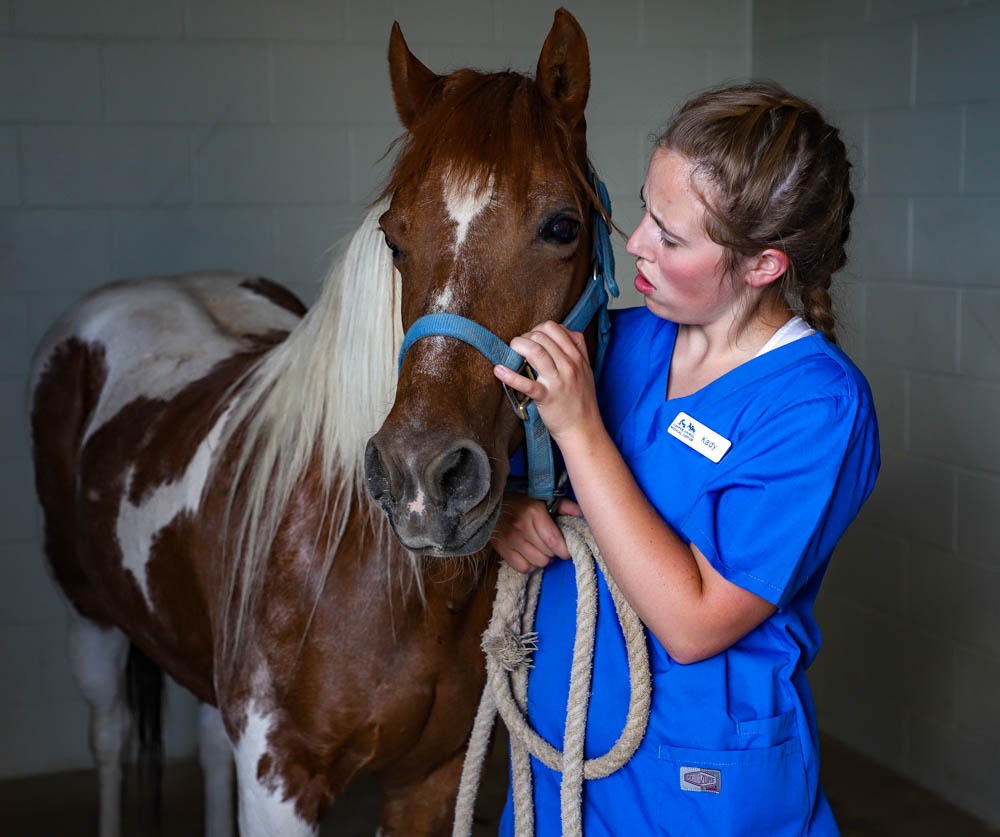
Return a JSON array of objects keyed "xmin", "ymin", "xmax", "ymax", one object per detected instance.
[{"xmin": 453, "ymin": 516, "xmax": 652, "ymax": 836}]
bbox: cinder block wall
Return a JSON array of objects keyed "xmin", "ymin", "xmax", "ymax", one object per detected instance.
[
  {"xmin": 753, "ymin": 0, "xmax": 1000, "ymax": 827},
  {"xmin": 0, "ymin": 0, "xmax": 749, "ymax": 777},
  {"xmin": 5, "ymin": 1, "xmax": 998, "ymax": 829}
]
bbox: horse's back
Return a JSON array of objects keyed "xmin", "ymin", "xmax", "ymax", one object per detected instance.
[
  {"xmin": 30, "ymin": 270, "xmax": 304, "ymax": 415},
  {"xmin": 28, "ymin": 271, "xmax": 305, "ymax": 688}
]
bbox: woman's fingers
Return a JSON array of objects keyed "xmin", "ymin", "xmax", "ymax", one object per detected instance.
[
  {"xmin": 493, "ymin": 362, "xmax": 542, "ymax": 398},
  {"xmin": 491, "ymin": 493, "xmax": 571, "ymax": 572},
  {"xmin": 554, "ymin": 497, "xmax": 583, "ymax": 518},
  {"xmin": 496, "ymin": 322, "xmax": 589, "ymax": 397},
  {"xmin": 534, "ymin": 321, "xmax": 587, "ymax": 361},
  {"xmin": 510, "ymin": 323, "xmax": 584, "ymax": 371}
]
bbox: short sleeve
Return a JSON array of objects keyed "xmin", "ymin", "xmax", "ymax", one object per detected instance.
[{"xmin": 682, "ymin": 392, "xmax": 879, "ymax": 608}]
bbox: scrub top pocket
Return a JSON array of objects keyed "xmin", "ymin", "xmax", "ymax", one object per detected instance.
[{"xmin": 656, "ymin": 738, "xmax": 810, "ymax": 836}]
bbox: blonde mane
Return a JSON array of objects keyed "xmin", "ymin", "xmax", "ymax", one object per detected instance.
[{"xmin": 218, "ymin": 201, "xmax": 403, "ymax": 669}]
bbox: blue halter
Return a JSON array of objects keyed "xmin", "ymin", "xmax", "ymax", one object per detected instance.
[{"xmin": 397, "ymin": 172, "xmax": 619, "ymax": 505}]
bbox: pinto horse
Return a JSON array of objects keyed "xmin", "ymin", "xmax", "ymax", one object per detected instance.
[{"xmin": 29, "ymin": 9, "xmax": 601, "ymax": 836}]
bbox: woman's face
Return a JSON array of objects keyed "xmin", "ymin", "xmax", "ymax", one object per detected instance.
[{"xmin": 627, "ymin": 149, "xmax": 747, "ymax": 326}]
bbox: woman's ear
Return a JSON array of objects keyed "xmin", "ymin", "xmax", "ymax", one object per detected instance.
[{"xmin": 746, "ymin": 248, "xmax": 789, "ymax": 288}]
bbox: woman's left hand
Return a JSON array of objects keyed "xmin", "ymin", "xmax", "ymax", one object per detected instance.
[{"xmin": 493, "ymin": 321, "xmax": 599, "ymax": 440}]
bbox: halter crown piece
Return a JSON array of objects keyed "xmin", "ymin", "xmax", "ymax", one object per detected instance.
[{"xmin": 397, "ymin": 170, "xmax": 619, "ymax": 504}]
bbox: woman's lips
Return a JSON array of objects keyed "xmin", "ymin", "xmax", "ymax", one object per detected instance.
[{"xmin": 634, "ymin": 272, "xmax": 656, "ymax": 294}]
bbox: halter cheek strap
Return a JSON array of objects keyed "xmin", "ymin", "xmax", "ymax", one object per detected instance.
[{"xmin": 396, "ymin": 173, "xmax": 618, "ymax": 504}]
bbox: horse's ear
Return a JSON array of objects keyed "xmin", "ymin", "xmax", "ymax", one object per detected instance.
[
  {"xmin": 535, "ymin": 8, "xmax": 590, "ymax": 132},
  {"xmin": 388, "ymin": 22, "xmax": 439, "ymax": 130}
]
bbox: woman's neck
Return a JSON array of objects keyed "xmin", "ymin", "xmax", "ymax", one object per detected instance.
[{"xmin": 667, "ymin": 297, "xmax": 792, "ymax": 400}]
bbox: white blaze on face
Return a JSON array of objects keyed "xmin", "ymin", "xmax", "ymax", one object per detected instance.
[
  {"xmin": 443, "ymin": 171, "xmax": 494, "ymax": 259},
  {"xmin": 234, "ymin": 702, "xmax": 314, "ymax": 837},
  {"xmin": 115, "ymin": 406, "xmax": 232, "ymax": 607},
  {"xmin": 415, "ymin": 171, "xmax": 496, "ymax": 376}
]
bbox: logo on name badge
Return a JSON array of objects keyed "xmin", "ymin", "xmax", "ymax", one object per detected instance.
[
  {"xmin": 666, "ymin": 412, "xmax": 732, "ymax": 463},
  {"xmin": 680, "ymin": 766, "xmax": 722, "ymax": 793}
]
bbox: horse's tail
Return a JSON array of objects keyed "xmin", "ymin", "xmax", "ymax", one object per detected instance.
[{"xmin": 125, "ymin": 643, "xmax": 164, "ymax": 825}]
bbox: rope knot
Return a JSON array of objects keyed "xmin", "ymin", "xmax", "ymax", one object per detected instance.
[
  {"xmin": 454, "ymin": 519, "xmax": 651, "ymax": 837},
  {"xmin": 482, "ymin": 625, "xmax": 538, "ymax": 672}
]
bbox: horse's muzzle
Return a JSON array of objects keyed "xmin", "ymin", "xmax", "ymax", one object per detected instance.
[{"xmin": 364, "ymin": 433, "xmax": 497, "ymax": 556}]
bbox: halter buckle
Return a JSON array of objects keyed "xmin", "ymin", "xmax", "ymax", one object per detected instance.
[{"xmin": 502, "ymin": 362, "xmax": 536, "ymax": 421}]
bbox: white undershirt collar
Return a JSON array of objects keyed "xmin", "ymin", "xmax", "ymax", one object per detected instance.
[{"xmin": 755, "ymin": 315, "xmax": 815, "ymax": 357}]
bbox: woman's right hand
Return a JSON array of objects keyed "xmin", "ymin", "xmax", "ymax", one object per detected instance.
[{"xmin": 490, "ymin": 492, "xmax": 581, "ymax": 573}]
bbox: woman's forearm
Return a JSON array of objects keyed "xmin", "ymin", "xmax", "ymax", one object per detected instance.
[{"xmin": 556, "ymin": 421, "xmax": 774, "ymax": 663}]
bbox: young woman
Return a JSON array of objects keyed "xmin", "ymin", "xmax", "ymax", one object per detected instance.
[{"xmin": 491, "ymin": 82, "xmax": 880, "ymax": 835}]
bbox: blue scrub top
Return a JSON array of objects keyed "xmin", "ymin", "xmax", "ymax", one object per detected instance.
[{"xmin": 500, "ymin": 307, "xmax": 880, "ymax": 836}]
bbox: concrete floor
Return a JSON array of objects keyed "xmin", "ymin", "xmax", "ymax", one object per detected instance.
[{"xmin": 1, "ymin": 730, "xmax": 997, "ymax": 836}]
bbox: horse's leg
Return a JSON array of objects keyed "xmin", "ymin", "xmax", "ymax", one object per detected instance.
[
  {"xmin": 198, "ymin": 703, "xmax": 235, "ymax": 837},
  {"xmin": 67, "ymin": 611, "xmax": 130, "ymax": 837},
  {"xmin": 233, "ymin": 721, "xmax": 319, "ymax": 837},
  {"xmin": 234, "ymin": 774, "xmax": 319, "ymax": 837},
  {"xmin": 379, "ymin": 749, "xmax": 467, "ymax": 836}
]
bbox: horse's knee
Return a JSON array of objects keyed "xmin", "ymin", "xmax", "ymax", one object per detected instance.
[
  {"xmin": 67, "ymin": 611, "xmax": 129, "ymax": 705},
  {"xmin": 67, "ymin": 613, "xmax": 131, "ymax": 757}
]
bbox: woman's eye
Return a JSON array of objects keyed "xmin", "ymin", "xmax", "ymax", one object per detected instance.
[{"xmin": 540, "ymin": 215, "xmax": 581, "ymax": 245}]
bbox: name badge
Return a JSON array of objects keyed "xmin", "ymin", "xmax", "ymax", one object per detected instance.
[{"xmin": 667, "ymin": 411, "xmax": 731, "ymax": 463}]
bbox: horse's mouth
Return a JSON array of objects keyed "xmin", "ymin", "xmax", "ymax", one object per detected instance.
[{"xmin": 390, "ymin": 498, "xmax": 501, "ymax": 558}]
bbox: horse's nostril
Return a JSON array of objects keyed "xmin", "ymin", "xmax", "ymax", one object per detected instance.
[
  {"xmin": 431, "ymin": 441, "xmax": 490, "ymax": 512},
  {"xmin": 439, "ymin": 447, "xmax": 477, "ymax": 500},
  {"xmin": 364, "ymin": 440, "xmax": 392, "ymax": 505}
]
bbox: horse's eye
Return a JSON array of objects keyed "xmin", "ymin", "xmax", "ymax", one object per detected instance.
[
  {"xmin": 382, "ymin": 232, "xmax": 402, "ymax": 261},
  {"xmin": 540, "ymin": 215, "xmax": 581, "ymax": 245}
]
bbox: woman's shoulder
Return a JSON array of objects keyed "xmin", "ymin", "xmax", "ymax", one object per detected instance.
[
  {"xmin": 788, "ymin": 335, "xmax": 874, "ymax": 406},
  {"xmin": 737, "ymin": 335, "xmax": 878, "ymax": 446}
]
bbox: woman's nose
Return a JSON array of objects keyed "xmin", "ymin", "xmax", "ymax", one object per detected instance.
[{"xmin": 625, "ymin": 215, "xmax": 649, "ymax": 259}]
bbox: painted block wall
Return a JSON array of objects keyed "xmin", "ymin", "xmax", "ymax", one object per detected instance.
[
  {"xmin": 7, "ymin": 0, "xmax": 996, "ymax": 829},
  {"xmin": 0, "ymin": 0, "xmax": 749, "ymax": 778},
  {"xmin": 753, "ymin": 0, "xmax": 1000, "ymax": 828}
]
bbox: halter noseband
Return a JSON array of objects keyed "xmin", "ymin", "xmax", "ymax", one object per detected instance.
[{"xmin": 396, "ymin": 172, "xmax": 619, "ymax": 505}]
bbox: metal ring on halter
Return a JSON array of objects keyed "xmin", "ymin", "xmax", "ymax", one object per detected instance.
[
  {"xmin": 546, "ymin": 471, "xmax": 569, "ymax": 514},
  {"xmin": 502, "ymin": 362, "xmax": 536, "ymax": 421}
]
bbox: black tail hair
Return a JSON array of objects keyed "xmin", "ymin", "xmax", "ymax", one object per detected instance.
[{"xmin": 126, "ymin": 643, "xmax": 164, "ymax": 831}]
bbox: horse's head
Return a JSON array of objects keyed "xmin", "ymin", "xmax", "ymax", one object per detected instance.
[{"xmin": 364, "ymin": 9, "xmax": 598, "ymax": 557}]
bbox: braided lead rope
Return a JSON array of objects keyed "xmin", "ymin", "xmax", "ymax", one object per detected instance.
[
  {"xmin": 452, "ymin": 517, "xmax": 652, "ymax": 837},
  {"xmin": 509, "ymin": 569, "xmax": 543, "ymax": 835},
  {"xmin": 452, "ymin": 562, "xmax": 536, "ymax": 836}
]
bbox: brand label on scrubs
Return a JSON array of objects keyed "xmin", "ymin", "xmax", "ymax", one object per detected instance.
[
  {"xmin": 667, "ymin": 412, "xmax": 732, "ymax": 463},
  {"xmin": 680, "ymin": 766, "xmax": 721, "ymax": 793}
]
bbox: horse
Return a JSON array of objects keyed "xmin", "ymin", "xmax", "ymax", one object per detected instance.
[{"xmin": 28, "ymin": 9, "xmax": 602, "ymax": 836}]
